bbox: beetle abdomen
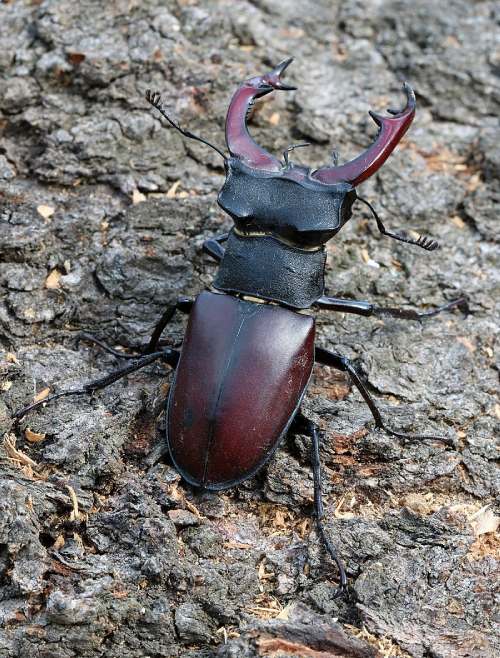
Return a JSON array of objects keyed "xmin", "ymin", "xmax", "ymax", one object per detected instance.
[{"xmin": 167, "ymin": 291, "xmax": 315, "ymax": 490}]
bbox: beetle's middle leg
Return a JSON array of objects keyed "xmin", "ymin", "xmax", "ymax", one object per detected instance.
[
  {"xmin": 14, "ymin": 348, "xmax": 180, "ymax": 420},
  {"xmin": 145, "ymin": 296, "xmax": 193, "ymax": 353},
  {"xmin": 292, "ymin": 412, "xmax": 348, "ymax": 594},
  {"xmin": 147, "ymin": 232, "xmax": 229, "ymax": 352},
  {"xmin": 315, "ymin": 346, "xmax": 453, "ymax": 444},
  {"xmin": 314, "ymin": 295, "xmax": 468, "ymax": 321},
  {"xmin": 79, "ymin": 296, "xmax": 194, "ymax": 358}
]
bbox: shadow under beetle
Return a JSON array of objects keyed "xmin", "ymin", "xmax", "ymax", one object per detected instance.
[{"xmin": 16, "ymin": 58, "xmax": 467, "ymax": 592}]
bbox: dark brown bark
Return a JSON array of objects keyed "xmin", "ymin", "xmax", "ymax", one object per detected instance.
[{"xmin": 0, "ymin": 1, "xmax": 498, "ymax": 657}]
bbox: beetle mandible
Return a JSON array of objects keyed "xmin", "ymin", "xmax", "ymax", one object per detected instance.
[{"xmin": 15, "ymin": 59, "xmax": 466, "ymax": 592}]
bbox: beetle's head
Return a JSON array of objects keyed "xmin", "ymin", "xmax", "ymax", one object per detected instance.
[{"xmin": 245, "ymin": 57, "xmax": 297, "ymax": 98}]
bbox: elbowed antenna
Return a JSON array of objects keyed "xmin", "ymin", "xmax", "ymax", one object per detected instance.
[
  {"xmin": 356, "ymin": 196, "xmax": 440, "ymax": 251},
  {"xmin": 145, "ymin": 89, "xmax": 227, "ymax": 160},
  {"xmin": 311, "ymin": 83, "xmax": 416, "ymax": 186},
  {"xmin": 225, "ymin": 58, "xmax": 297, "ymax": 172},
  {"xmin": 282, "ymin": 142, "xmax": 310, "ymax": 167}
]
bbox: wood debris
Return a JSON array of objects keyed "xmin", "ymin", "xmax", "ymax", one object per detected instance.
[
  {"xmin": 25, "ymin": 428, "xmax": 46, "ymax": 443},
  {"xmin": 37, "ymin": 205, "xmax": 55, "ymax": 220}
]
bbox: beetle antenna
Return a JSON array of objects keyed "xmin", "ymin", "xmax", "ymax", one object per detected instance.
[
  {"xmin": 357, "ymin": 196, "xmax": 440, "ymax": 251},
  {"xmin": 282, "ymin": 142, "xmax": 310, "ymax": 167},
  {"xmin": 145, "ymin": 89, "xmax": 227, "ymax": 161}
]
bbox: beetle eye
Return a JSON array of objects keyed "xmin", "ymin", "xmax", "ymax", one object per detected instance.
[{"xmin": 340, "ymin": 190, "xmax": 357, "ymax": 224}]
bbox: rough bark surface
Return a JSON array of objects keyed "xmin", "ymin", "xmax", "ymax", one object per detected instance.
[{"xmin": 0, "ymin": 1, "xmax": 498, "ymax": 657}]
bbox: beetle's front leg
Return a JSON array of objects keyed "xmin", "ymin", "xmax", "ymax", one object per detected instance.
[
  {"xmin": 315, "ymin": 346, "xmax": 453, "ymax": 444},
  {"xmin": 315, "ymin": 295, "xmax": 468, "ymax": 321},
  {"xmin": 202, "ymin": 233, "xmax": 229, "ymax": 263}
]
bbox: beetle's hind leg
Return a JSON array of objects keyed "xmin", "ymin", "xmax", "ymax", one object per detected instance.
[
  {"xmin": 315, "ymin": 346, "xmax": 453, "ymax": 444},
  {"xmin": 293, "ymin": 412, "xmax": 348, "ymax": 595},
  {"xmin": 14, "ymin": 348, "xmax": 180, "ymax": 420}
]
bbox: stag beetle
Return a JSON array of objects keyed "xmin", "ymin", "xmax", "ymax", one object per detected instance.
[{"xmin": 16, "ymin": 58, "xmax": 466, "ymax": 591}]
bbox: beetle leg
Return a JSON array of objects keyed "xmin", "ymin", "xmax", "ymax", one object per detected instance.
[
  {"xmin": 13, "ymin": 348, "xmax": 180, "ymax": 420},
  {"xmin": 77, "ymin": 333, "xmax": 143, "ymax": 360},
  {"xmin": 315, "ymin": 295, "xmax": 469, "ymax": 321},
  {"xmin": 146, "ymin": 296, "xmax": 193, "ymax": 353},
  {"xmin": 203, "ymin": 232, "xmax": 229, "ymax": 263},
  {"xmin": 293, "ymin": 413, "xmax": 348, "ymax": 594},
  {"xmin": 315, "ymin": 347, "xmax": 454, "ymax": 444},
  {"xmin": 78, "ymin": 297, "xmax": 194, "ymax": 358}
]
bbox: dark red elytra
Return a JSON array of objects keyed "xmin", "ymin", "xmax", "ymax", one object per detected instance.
[{"xmin": 167, "ymin": 292, "xmax": 315, "ymax": 489}]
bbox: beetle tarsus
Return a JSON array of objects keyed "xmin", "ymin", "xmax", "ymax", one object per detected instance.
[
  {"xmin": 372, "ymin": 297, "xmax": 469, "ymax": 321},
  {"xmin": 77, "ymin": 332, "xmax": 143, "ymax": 360},
  {"xmin": 375, "ymin": 424, "xmax": 454, "ymax": 446},
  {"xmin": 315, "ymin": 295, "xmax": 468, "ymax": 322},
  {"xmin": 316, "ymin": 522, "xmax": 349, "ymax": 598}
]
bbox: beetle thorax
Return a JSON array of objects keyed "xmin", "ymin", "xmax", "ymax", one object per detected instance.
[{"xmin": 213, "ymin": 158, "xmax": 357, "ymax": 309}]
